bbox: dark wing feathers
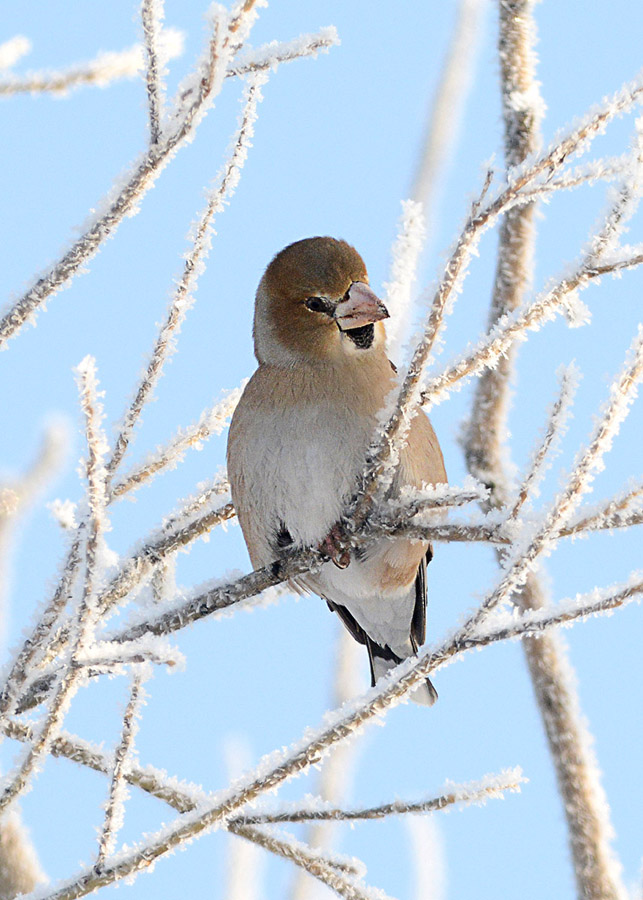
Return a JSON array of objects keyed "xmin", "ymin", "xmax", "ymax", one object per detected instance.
[
  {"xmin": 410, "ymin": 544, "xmax": 432, "ymax": 651},
  {"xmin": 326, "ymin": 599, "xmax": 367, "ymax": 646}
]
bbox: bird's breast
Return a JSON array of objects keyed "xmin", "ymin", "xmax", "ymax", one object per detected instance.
[{"xmin": 228, "ymin": 370, "xmax": 383, "ymax": 557}]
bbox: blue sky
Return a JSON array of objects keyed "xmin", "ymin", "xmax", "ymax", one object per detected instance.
[{"xmin": 1, "ymin": 2, "xmax": 642, "ymax": 898}]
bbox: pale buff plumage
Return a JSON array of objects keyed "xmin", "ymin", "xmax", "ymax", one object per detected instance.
[{"xmin": 227, "ymin": 237, "xmax": 446, "ymax": 704}]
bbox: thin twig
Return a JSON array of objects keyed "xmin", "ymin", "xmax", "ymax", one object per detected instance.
[
  {"xmin": 0, "ymin": 358, "xmax": 109, "ymax": 815},
  {"xmin": 463, "ymin": 320, "xmax": 643, "ymax": 640},
  {"xmin": 507, "ymin": 364, "xmax": 579, "ymax": 522},
  {"xmin": 107, "ymin": 69, "xmax": 264, "ymax": 475},
  {"xmin": 462, "ymin": 7, "xmax": 632, "ymax": 900},
  {"xmin": 140, "ymin": 0, "xmax": 165, "ymax": 146},
  {"xmin": 236, "ymin": 768, "xmax": 526, "ymax": 825},
  {"xmin": 226, "ymin": 27, "xmax": 338, "ymax": 78},
  {"xmin": 0, "ymin": 33, "xmax": 183, "ymax": 98},
  {"xmin": 0, "ymin": 3, "xmax": 333, "ymax": 348},
  {"xmin": 109, "ymin": 388, "xmax": 242, "ymax": 496},
  {"xmin": 23, "ymin": 564, "xmax": 642, "ymax": 900},
  {"xmin": 96, "ymin": 671, "xmax": 147, "ymax": 869},
  {"xmin": 229, "ymin": 825, "xmax": 391, "ymax": 900}
]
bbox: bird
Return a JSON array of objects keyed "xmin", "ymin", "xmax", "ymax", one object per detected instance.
[{"xmin": 227, "ymin": 237, "xmax": 446, "ymax": 705}]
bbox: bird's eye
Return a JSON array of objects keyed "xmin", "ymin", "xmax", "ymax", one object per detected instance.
[{"xmin": 304, "ymin": 297, "xmax": 332, "ymax": 314}]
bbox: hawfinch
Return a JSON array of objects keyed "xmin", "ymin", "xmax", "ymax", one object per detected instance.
[{"xmin": 227, "ymin": 237, "xmax": 446, "ymax": 705}]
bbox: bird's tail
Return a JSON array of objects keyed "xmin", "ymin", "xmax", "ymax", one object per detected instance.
[{"xmin": 367, "ymin": 638, "xmax": 438, "ymax": 707}]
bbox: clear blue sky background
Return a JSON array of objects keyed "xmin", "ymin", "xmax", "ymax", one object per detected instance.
[{"xmin": 1, "ymin": 2, "xmax": 642, "ymax": 898}]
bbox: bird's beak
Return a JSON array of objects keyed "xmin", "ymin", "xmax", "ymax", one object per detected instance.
[{"xmin": 334, "ymin": 282, "xmax": 389, "ymax": 331}]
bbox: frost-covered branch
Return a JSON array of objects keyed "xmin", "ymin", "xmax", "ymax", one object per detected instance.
[
  {"xmin": 462, "ymin": 267, "xmax": 643, "ymax": 639},
  {"xmin": 0, "ymin": 531, "xmax": 83, "ymax": 718},
  {"xmin": 0, "ymin": 4, "xmax": 336, "ymax": 349},
  {"xmin": 507, "ymin": 365, "xmax": 579, "ymax": 522},
  {"xmin": 107, "ymin": 67, "xmax": 265, "ymax": 475},
  {"xmin": 237, "ymin": 768, "xmax": 526, "ymax": 825},
  {"xmin": 23, "ymin": 560, "xmax": 639, "ymax": 900},
  {"xmin": 109, "ymin": 387, "xmax": 242, "ymax": 497},
  {"xmin": 1, "ymin": 718, "xmax": 207, "ymax": 815},
  {"xmin": 0, "ymin": 31, "xmax": 183, "ymax": 97},
  {"xmin": 564, "ymin": 483, "xmax": 643, "ymax": 536},
  {"xmin": 0, "ymin": 358, "xmax": 109, "ymax": 815},
  {"xmin": 460, "ymin": 6, "xmax": 632, "ymax": 900},
  {"xmin": 226, "ymin": 27, "xmax": 339, "ymax": 78},
  {"xmin": 95, "ymin": 671, "xmax": 147, "ymax": 869},
  {"xmin": 342, "ymin": 68, "xmax": 643, "ymax": 541},
  {"xmin": 384, "ymin": 200, "xmax": 427, "ymax": 361},
  {"xmin": 12, "ymin": 497, "xmax": 236, "ymax": 713},
  {"xmin": 228, "ymin": 825, "xmax": 380, "ymax": 900},
  {"xmin": 140, "ymin": 0, "xmax": 165, "ymax": 146}
]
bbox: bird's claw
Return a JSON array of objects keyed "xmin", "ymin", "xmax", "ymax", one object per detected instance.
[{"xmin": 319, "ymin": 526, "xmax": 351, "ymax": 569}]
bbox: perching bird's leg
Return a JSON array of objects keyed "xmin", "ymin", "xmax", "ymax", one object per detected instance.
[{"xmin": 319, "ymin": 524, "xmax": 351, "ymax": 569}]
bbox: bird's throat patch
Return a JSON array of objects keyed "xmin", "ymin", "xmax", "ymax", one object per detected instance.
[{"xmin": 344, "ymin": 323, "xmax": 375, "ymax": 349}]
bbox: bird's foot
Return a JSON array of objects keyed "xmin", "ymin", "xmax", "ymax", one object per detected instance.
[{"xmin": 319, "ymin": 524, "xmax": 351, "ymax": 569}]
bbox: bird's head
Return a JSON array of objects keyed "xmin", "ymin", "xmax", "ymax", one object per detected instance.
[{"xmin": 253, "ymin": 237, "xmax": 389, "ymax": 366}]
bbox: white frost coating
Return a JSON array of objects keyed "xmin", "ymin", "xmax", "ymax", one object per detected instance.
[
  {"xmin": 383, "ymin": 200, "xmax": 427, "ymax": 362},
  {"xmin": 0, "ymin": 29, "xmax": 184, "ymax": 96},
  {"xmin": 560, "ymin": 290, "xmax": 592, "ymax": 328},
  {"xmin": 507, "ymin": 362, "xmax": 580, "ymax": 521},
  {"xmin": 96, "ymin": 669, "xmax": 149, "ymax": 867},
  {"xmin": 472, "ymin": 570, "xmax": 643, "ymax": 646},
  {"xmin": 508, "ymin": 83, "xmax": 546, "ymax": 120},
  {"xmin": 111, "ymin": 383, "xmax": 244, "ymax": 498},
  {"xmin": 106, "ymin": 65, "xmax": 263, "ymax": 472},
  {"xmin": 0, "ymin": 35, "xmax": 32, "ymax": 70},
  {"xmin": 396, "ymin": 476, "xmax": 488, "ymax": 510},
  {"xmin": 77, "ymin": 633, "xmax": 185, "ymax": 670},
  {"xmin": 504, "ymin": 70, "xmax": 643, "ymax": 196},
  {"xmin": 47, "ymin": 499, "xmax": 78, "ymax": 530},
  {"xmin": 231, "ymin": 25, "xmax": 339, "ymax": 77}
]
